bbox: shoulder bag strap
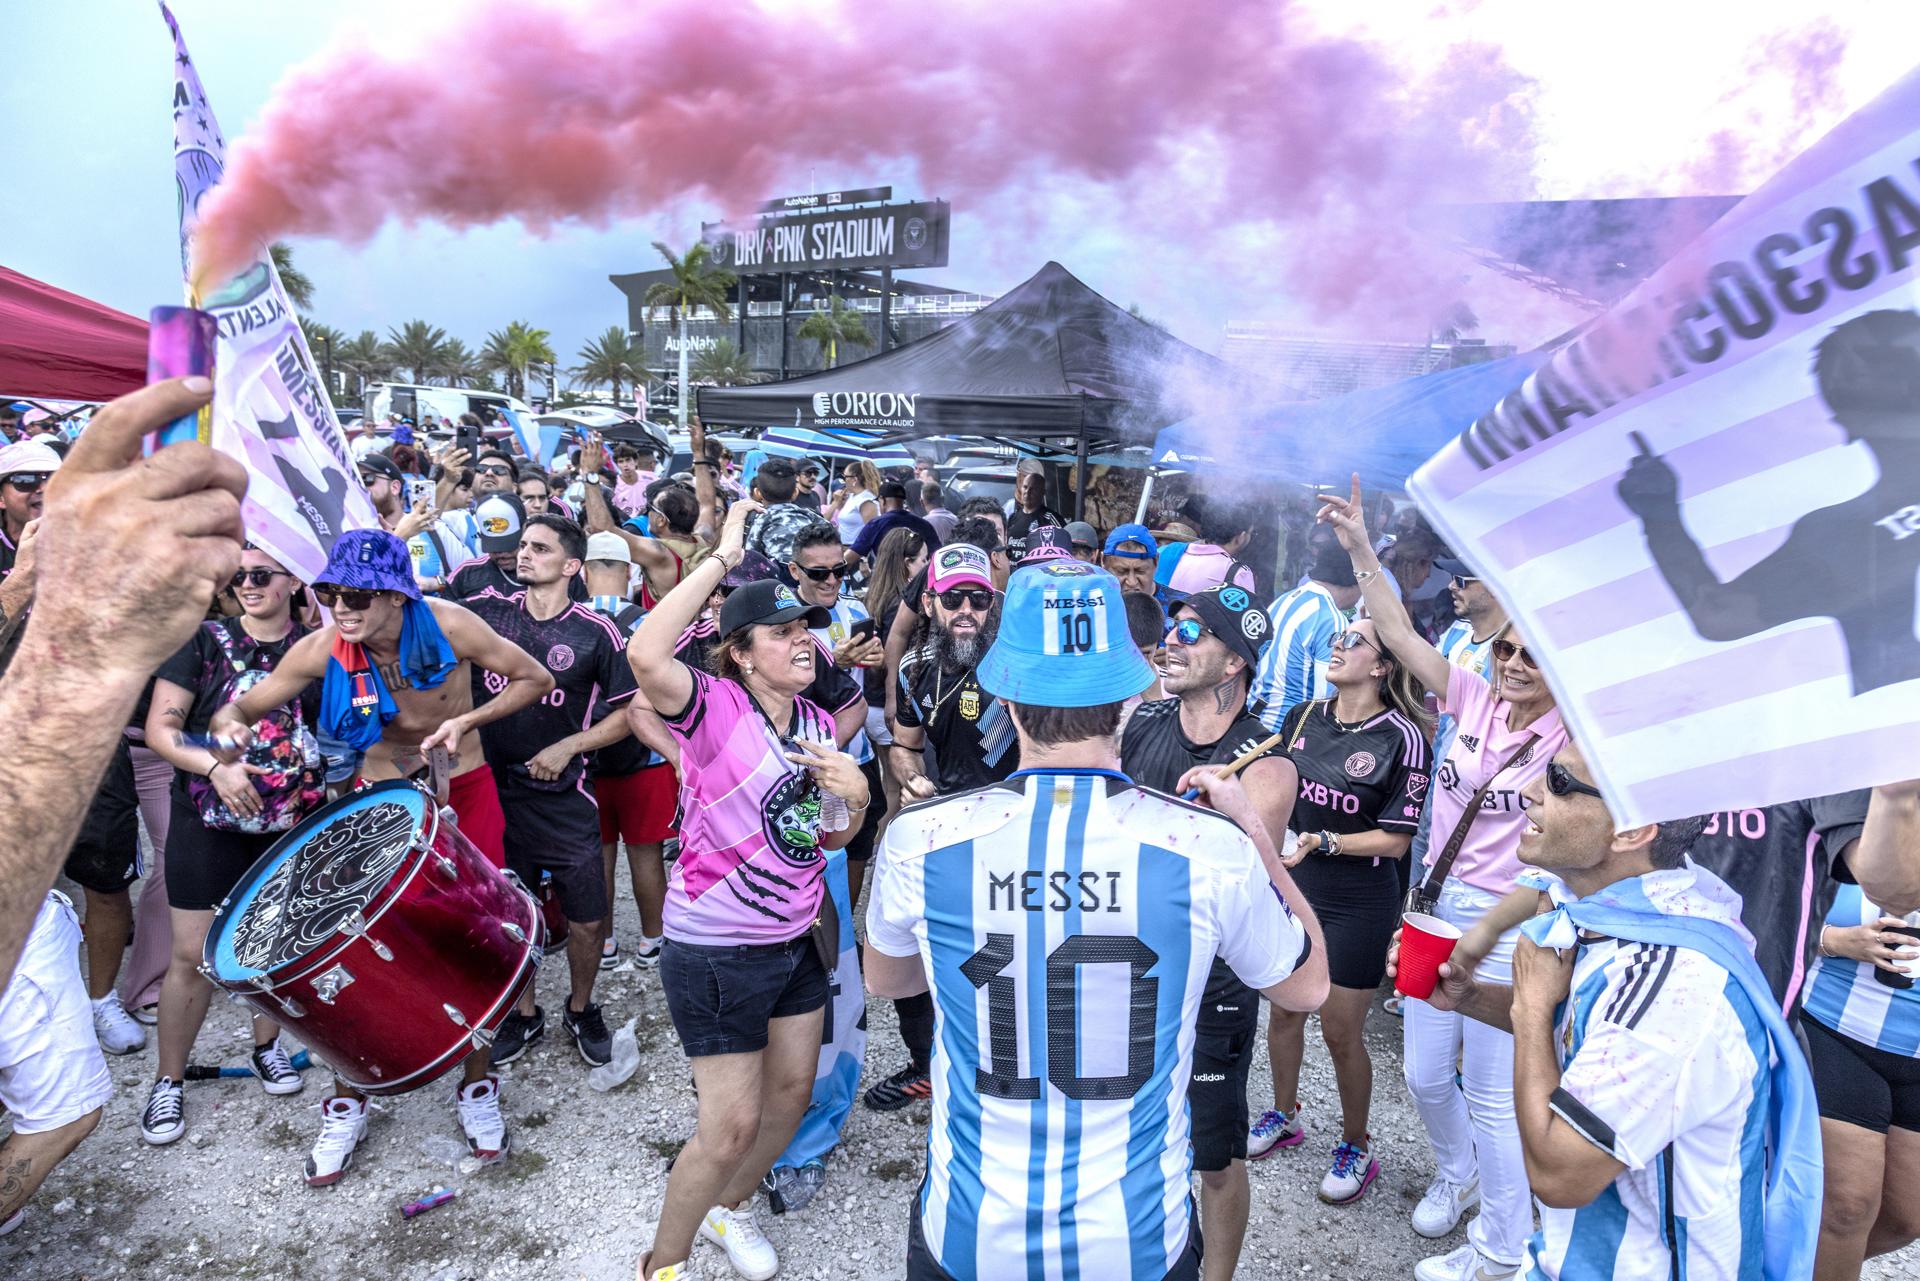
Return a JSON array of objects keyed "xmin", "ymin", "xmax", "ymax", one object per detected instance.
[{"xmin": 1416, "ymin": 731, "xmax": 1542, "ymax": 904}]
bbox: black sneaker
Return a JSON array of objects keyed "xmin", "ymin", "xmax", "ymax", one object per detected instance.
[
  {"xmin": 863, "ymin": 1062, "xmax": 932, "ymax": 1112},
  {"xmin": 140, "ymin": 1077, "xmax": 186, "ymax": 1146},
  {"xmin": 251, "ymin": 1037, "xmax": 304, "ymax": 1096},
  {"xmin": 599, "ymin": 937, "xmax": 620, "ymax": 971},
  {"xmin": 563, "ymin": 1000, "xmax": 612, "ymax": 1067},
  {"xmin": 489, "ymin": 1005, "xmax": 545, "ymax": 1067}
]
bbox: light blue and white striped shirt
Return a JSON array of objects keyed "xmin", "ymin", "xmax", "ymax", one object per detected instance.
[
  {"xmin": 866, "ymin": 770, "xmax": 1308, "ymax": 1281},
  {"xmin": 1250, "ymin": 581, "xmax": 1350, "ymax": 732},
  {"xmin": 1803, "ymin": 884, "xmax": 1920, "ymax": 1057},
  {"xmin": 811, "ymin": 599, "xmax": 874, "ymax": 765}
]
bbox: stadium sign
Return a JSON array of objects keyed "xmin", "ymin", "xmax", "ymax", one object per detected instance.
[
  {"xmin": 703, "ymin": 200, "xmax": 950, "ymax": 274},
  {"xmin": 756, "ymin": 185, "xmax": 893, "ymax": 213}
]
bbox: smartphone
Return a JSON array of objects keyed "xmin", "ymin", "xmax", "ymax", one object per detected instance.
[
  {"xmin": 848, "ymin": 617, "xmax": 878, "ymax": 644},
  {"xmin": 454, "ymin": 426, "xmax": 483, "ymax": 460},
  {"xmin": 404, "ymin": 475, "xmax": 435, "ymax": 511},
  {"xmin": 144, "ymin": 306, "xmax": 217, "ymax": 455}
]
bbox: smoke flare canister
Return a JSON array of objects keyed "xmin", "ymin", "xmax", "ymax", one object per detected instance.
[{"xmin": 144, "ymin": 306, "xmax": 217, "ymax": 455}]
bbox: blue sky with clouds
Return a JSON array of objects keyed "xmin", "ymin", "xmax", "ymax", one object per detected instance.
[{"xmin": 6, "ymin": 1, "xmax": 1917, "ymax": 377}]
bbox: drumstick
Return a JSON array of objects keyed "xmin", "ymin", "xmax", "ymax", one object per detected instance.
[
  {"xmin": 185, "ymin": 1049, "xmax": 313, "ymax": 1080},
  {"xmin": 1180, "ymin": 730, "xmax": 1287, "ymax": 801}
]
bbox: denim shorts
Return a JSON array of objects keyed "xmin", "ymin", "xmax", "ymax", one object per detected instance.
[{"xmin": 660, "ymin": 935, "xmax": 829, "ymax": 1058}]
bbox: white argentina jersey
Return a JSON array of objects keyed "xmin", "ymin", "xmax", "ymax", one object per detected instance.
[{"xmin": 866, "ymin": 768, "xmax": 1309, "ymax": 1281}]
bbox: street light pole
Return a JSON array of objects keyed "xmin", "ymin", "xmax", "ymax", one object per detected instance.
[{"xmin": 317, "ymin": 335, "xmax": 334, "ymax": 408}]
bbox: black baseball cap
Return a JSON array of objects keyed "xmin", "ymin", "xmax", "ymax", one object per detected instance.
[
  {"xmin": 717, "ymin": 578, "xmax": 831, "ymax": 636},
  {"xmin": 358, "ymin": 454, "xmax": 403, "ymax": 485},
  {"xmin": 1435, "ymin": 556, "xmax": 1478, "ymax": 580},
  {"xmin": 1178, "ymin": 584, "xmax": 1273, "ymax": 670}
]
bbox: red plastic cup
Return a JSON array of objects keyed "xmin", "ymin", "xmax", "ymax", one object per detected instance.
[{"xmin": 1396, "ymin": 912, "xmax": 1463, "ymax": 1000}]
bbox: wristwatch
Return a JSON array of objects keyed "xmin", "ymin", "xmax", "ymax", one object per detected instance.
[{"xmin": 1321, "ymin": 829, "xmax": 1341, "ymax": 856}]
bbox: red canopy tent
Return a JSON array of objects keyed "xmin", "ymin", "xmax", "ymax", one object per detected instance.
[{"xmin": 0, "ymin": 266, "xmax": 148, "ymax": 401}]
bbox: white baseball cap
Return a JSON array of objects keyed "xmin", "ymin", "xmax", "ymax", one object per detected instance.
[
  {"xmin": 0, "ymin": 440, "xmax": 62, "ymax": 476},
  {"xmin": 585, "ymin": 531, "xmax": 633, "ymax": 565}
]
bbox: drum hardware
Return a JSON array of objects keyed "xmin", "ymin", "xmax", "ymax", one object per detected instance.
[
  {"xmin": 311, "ymin": 964, "xmax": 356, "ymax": 1006},
  {"xmin": 501, "ymin": 922, "xmax": 528, "ymax": 944},
  {"xmin": 443, "ymin": 1003, "xmax": 470, "ymax": 1028},
  {"xmin": 468, "ymin": 1024, "xmax": 497, "ymax": 1049},
  {"xmin": 336, "ymin": 909, "xmax": 395, "ymax": 961},
  {"xmin": 433, "ymin": 854, "xmax": 459, "ymax": 880}
]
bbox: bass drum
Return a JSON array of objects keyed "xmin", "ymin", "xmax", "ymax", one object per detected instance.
[{"xmin": 202, "ymin": 780, "xmax": 540, "ymax": 1096}]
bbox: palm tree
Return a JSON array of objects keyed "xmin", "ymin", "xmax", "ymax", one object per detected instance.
[
  {"xmin": 574, "ymin": 326, "xmax": 641, "ymax": 406},
  {"xmin": 796, "ymin": 296, "xmax": 873, "ymax": 369},
  {"xmin": 438, "ymin": 338, "xmax": 487, "ymax": 387},
  {"xmin": 692, "ymin": 338, "xmax": 761, "ymax": 387},
  {"xmin": 481, "ymin": 321, "xmax": 557, "ymax": 400},
  {"xmin": 336, "ymin": 329, "xmax": 393, "ymax": 395},
  {"xmin": 385, "ymin": 320, "xmax": 452, "ymax": 385},
  {"xmin": 298, "ymin": 319, "xmax": 346, "ymax": 397},
  {"xmin": 270, "ymin": 243, "xmax": 315, "ymax": 311},
  {"xmin": 643, "ymin": 241, "xmax": 735, "ymax": 430}
]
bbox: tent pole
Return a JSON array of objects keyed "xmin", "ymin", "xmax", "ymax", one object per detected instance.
[
  {"xmin": 1135, "ymin": 470, "xmax": 1155, "ymax": 524},
  {"xmin": 779, "ymin": 273, "xmax": 790, "ymax": 380},
  {"xmin": 1074, "ymin": 427, "xmax": 1088, "ymax": 522},
  {"xmin": 880, "ymin": 267, "xmax": 893, "ymax": 352}
]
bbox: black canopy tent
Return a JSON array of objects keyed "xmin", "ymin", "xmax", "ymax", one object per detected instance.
[{"xmin": 696, "ymin": 261, "xmax": 1294, "ymax": 516}]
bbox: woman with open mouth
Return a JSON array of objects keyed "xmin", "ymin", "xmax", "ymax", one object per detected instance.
[{"xmin": 1316, "ymin": 476, "xmax": 1571, "ymax": 1281}]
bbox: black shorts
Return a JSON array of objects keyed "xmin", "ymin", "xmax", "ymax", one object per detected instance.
[
  {"xmin": 845, "ymin": 757, "xmax": 884, "ymax": 863},
  {"xmin": 660, "ymin": 936, "xmax": 828, "ymax": 1058},
  {"xmin": 1804, "ymin": 1014, "xmax": 1920, "ymax": 1134},
  {"xmin": 163, "ymin": 791, "xmax": 283, "ymax": 912},
  {"xmin": 499, "ymin": 778, "xmax": 607, "ymax": 923},
  {"xmin": 1288, "ymin": 854, "xmax": 1401, "ymax": 990},
  {"xmin": 905, "ymin": 1185, "xmax": 1200, "ymax": 1280},
  {"xmin": 64, "ymin": 739, "xmax": 140, "ymax": 894},
  {"xmin": 1189, "ymin": 959, "xmax": 1259, "ymax": 1171}
]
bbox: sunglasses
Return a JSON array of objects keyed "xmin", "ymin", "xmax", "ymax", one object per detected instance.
[
  {"xmin": 1450, "ymin": 574, "xmax": 1480, "ymax": 589},
  {"xmin": 937, "ymin": 588, "xmax": 995, "ymax": 611},
  {"xmin": 474, "ymin": 463, "xmax": 514, "ymax": 477},
  {"xmin": 1490, "ymin": 638, "xmax": 1539, "ymax": 669},
  {"xmin": 230, "ymin": 568, "xmax": 293, "ymax": 589},
  {"xmin": 1165, "ymin": 617, "xmax": 1211, "ymax": 647},
  {"xmin": 1546, "ymin": 761, "xmax": 1603, "ymax": 800},
  {"xmin": 313, "ymin": 585, "xmax": 385, "ymax": 611},
  {"xmin": 2, "ymin": 472, "xmax": 45, "ymax": 492},
  {"xmin": 1335, "ymin": 630, "xmax": 1379, "ymax": 652},
  {"xmin": 794, "ymin": 563, "xmax": 850, "ymax": 583}
]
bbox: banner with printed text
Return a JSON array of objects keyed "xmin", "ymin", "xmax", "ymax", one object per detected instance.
[
  {"xmin": 162, "ymin": 2, "xmax": 376, "ymax": 584},
  {"xmin": 1409, "ymin": 67, "xmax": 1920, "ymax": 827}
]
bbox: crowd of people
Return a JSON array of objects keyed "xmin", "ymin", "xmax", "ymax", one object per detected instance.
[{"xmin": 0, "ymin": 386, "xmax": 1918, "ymax": 1281}]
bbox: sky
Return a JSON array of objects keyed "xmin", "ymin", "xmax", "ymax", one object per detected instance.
[{"xmin": 4, "ymin": 0, "xmax": 1919, "ymax": 377}]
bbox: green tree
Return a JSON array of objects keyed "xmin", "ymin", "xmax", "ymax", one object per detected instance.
[
  {"xmin": 438, "ymin": 338, "xmax": 487, "ymax": 387},
  {"xmin": 796, "ymin": 296, "xmax": 873, "ymax": 369},
  {"xmin": 481, "ymin": 321, "xmax": 557, "ymax": 400},
  {"xmin": 691, "ymin": 337, "xmax": 761, "ymax": 387},
  {"xmin": 643, "ymin": 241, "xmax": 735, "ymax": 430},
  {"xmin": 270, "ymin": 243, "xmax": 315, "ymax": 311},
  {"xmin": 336, "ymin": 329, "xmax": 392, "ymax": 396},
  {"xmin": 297, "ymin": 319, "xmax": 346, "ymax": 398},
  {"xmin": 385, "ymin": 320, "xmax": 452, "ymax": 385},
  {"xmin": 573, "ymin": 326, "xmax": 641, "ymax": 406}
]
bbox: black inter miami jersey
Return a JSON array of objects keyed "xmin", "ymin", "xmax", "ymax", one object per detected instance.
[
  {"xmin": 1119, "ymin": 698, "xmax": 1284, "ymax": 798},
  {"xmin": 462, "ymin": 590, "xmax": 636, "ymax": 791},
  {"xmin": 1281, "ymin": 700, "xmax": 1430, "ymax": 840},
  {"xmin": 448, "ymin": 555, "xmax": 588, "ymax": 603}
]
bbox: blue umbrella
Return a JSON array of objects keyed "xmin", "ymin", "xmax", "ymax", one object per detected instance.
[
  {"xmin": 757, "ymin": 426, "xmax": 916, "ymax": 465},
  {"xmin": 1153, "ymin": 352, "xmax": 1548, "ymax": 492}
]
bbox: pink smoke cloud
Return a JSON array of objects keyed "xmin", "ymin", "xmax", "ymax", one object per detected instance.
[{"xmin": 191, "ymin": 0, "xmax": 1541, "ymax": 325}]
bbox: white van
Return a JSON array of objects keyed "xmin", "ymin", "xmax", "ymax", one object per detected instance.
[{"xmin": 361, "ymin": 383, "xmax": 535, "ymax": 432}]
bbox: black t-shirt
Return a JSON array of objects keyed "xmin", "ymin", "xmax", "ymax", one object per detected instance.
[
  {"xmin": 896, "ymin": 644, "xmax": 1019, "ymax": 793},
  {"xmin": 1119, "ymin": 697, "xmax": 1282, "ymax": 795},
  {"xmin": 1006, "ymin": 506, "xmax": 1067, "ymax": 543},
  {"xmin": 1686, "ymin": 791, "xmax": 1868, "ymax": 1010},
  {"xmin": 1282, "ymin": 699, "xmax": 1430, "ymax": 845},
  {"xmin": 793, "ymin": 489, "xmax": 822, "ymax": 511},
  {"xmin": 449, "ymin": 558, "xmax": 587, "ymax": 603},
  {"xmin": 154, "ymin": 618, "xmax": 318, "ymax": 796},
  {"xmin": 587, "ymin": 599, "xmax": 654, "ymax": 778},
  {"xmin": 461, "ymin": 592, "xmax": 636, "ymax": 791}
]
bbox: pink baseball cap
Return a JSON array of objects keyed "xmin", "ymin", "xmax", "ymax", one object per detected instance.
[{"xmin": 928, "ymin": 543, "xmax": 994, "ymax": 593}]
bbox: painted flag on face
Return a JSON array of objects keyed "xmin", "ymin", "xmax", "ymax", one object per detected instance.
[
  {"xmin": 1408, "ymin": 66, "xmax": 1920, "ymax": 827},
  {"xmin": 162, "ymin": 1, "xmax": 378, "ymax": 584}
]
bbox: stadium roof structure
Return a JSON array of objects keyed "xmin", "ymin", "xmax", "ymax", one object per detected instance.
[{"xmin": 1413, "ymin": 195, "xmax": 1744, "ymax": 312}]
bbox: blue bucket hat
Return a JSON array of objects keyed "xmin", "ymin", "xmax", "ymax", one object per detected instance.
[
  {"xmin": 976, "ymin": 560, "xmax": 1155, "ymax": 708},
  {"xmin": 318, "ymin": 529, "xmax": 421, "ymax": 601}
]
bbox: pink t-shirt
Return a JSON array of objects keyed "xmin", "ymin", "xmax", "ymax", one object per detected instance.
[
  {"xmin": 613, "ymin": 473, "xmax": 655, "ymax": 517},
  {"xmin": 661, "ymin": 670, "xmax": 834, "ymax": 944},
  {"xmin": 1421, "ymin": 664, "xmax": 1568, "ymax": 896},
  {"xmin": 1167, "ymin": 543, "xmax": 1256, "ymax": 598}
]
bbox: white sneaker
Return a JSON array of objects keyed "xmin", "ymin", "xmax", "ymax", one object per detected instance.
[
  {"xmin": 305, "ymin": 1096, "xmax": 368, "ymax": 1187},
  {"xmin": 129, "ymin": 1001, "xmax": 159, "ymax": 1026},
  {"xmin": 139, "ymin": 1077, "xmax": 185, "ymax": 1146},
  {"xmin": 457, "ymin": 1075, "xmax": 509, "ymax": 1162},
  {"xmin": 0, "ymin": 1206, "xmax": 24, "ymax": 1236},
  {"xmin": 1414, "ymin": 1242, "xmax": 1519, "ymax": 1281},
  {"xmin": 699, "ymin": 1204, "xmax": 778, "ymax": 1280},
  {"xmin": 91, "ymin": 992, "xmax": 147, "ymax": 1055},
  {"xmin": 639, "ymin": 1254, "xmax": 697, "ymax": 1281},
  {"xmin": 1412, "ymin": 1174, "xmax": 1481, "ymax": 1238}
]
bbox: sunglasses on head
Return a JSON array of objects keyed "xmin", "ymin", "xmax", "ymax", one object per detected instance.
[
  {"xmin": 1335, "ymin": 629, "xmax": 1378, "ymax": 652},
  {"xmin": 1165, "ymin": 617, "xmax": 1211, "ymax": 647},
  {"xmin": 2, "ymin": 472, "xmax": 45, "ymax": 492},
  {"xmin": 795, "ymin": 562, "xmax": 849, "ymax": 583},
  {"xmin": 313, "ymin": 585, "xmax": 385, "ymax": 611},
  {"xmin": 230, "ymin": 568, "xmax": 293, "ymax": 589},
  {"xmin": 937, "ymin": 588, "xmax": 995, "ymax": 611},
  {"xmin": 1546, "ymin": 761, "xmax": 1603, "ymax": 800},
  {"xmin": 1490, "ymin": 638, "xmax": 1538, "ymax": 669}
]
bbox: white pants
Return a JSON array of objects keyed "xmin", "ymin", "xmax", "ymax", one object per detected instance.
[
  {"xmin": 0, "ymin": 893, "xmax": 114, "ymax": 1133},
  {"xmin": 1402, "ymin": 878, "xmax": 1533, "ymax": 1265}
]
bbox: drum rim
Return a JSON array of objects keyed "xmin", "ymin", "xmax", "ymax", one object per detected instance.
[{"xmin": 203, "ymin": 779, "xmax": 441, "ymax": 988}]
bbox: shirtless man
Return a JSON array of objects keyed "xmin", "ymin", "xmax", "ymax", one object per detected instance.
[{"xmin": 207, "ymin": 528, "xmax": 551, "ymax": 1186}]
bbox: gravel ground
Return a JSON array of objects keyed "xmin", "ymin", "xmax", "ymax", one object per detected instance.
[{"xmin": 8, "ymin": 871, "xmax": 1918, "ymax": 1281}]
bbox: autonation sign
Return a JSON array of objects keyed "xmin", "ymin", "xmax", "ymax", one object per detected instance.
[{"xmin": 805, "ymin": 391, "xmax": 919, "ymax": 429}]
